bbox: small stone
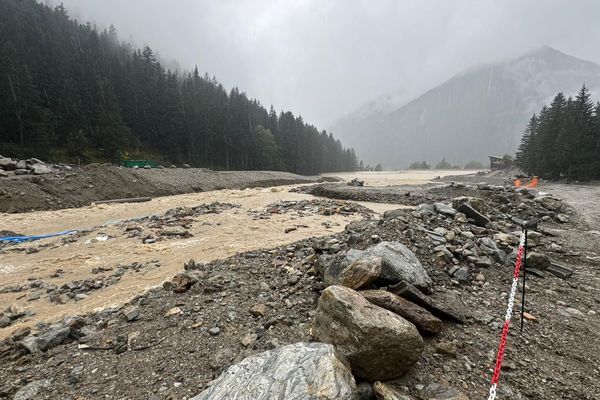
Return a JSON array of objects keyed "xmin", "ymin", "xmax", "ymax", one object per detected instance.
[
  {"xmin": 164, "ymin": 306, "xmax": 183, "ymax": 317},
  {"xmin": 250, "ymin": 304, "xmax": 268, "ymax": 317},
  {"xmin": 434, "ymin": 341, "xmax": 457, "ymax": 357},
  {"xmin": 123, "ymin": 306, "xmax": 141, "ymax": 321},
  {"xmin": 372, "ymin": 381, "xmax": 413, "ymax": 399},
  {"xmin": 208, "ymin": 327, "xmax": 221, "ymax": 336},
  {"xmin": 241, "ymin": 333, "xmax": 257, "ymax": 347},
  {"xmin": 0, "ymin": 315, "xmax": 11, "ymax": 328},
  {"xmin": 36, "ymin": 325, "xmax": 71, "ymax": 351},
  {"xmin": 11, "ymin": 326, "xmax": 31, "ymax": 340},
  {"xmin": 460, "ymin": 231, "xmax": 475, "ymax": 240},
  {"xmin": 171, "ymin": 273, "xmax": 197, "ymax": 293},
  {"xmin": 522, "ymin": 312, "xmax": 538, "ymax": 322},
  {"xmin": 419, "ymin": 383, "xmax": 468, "ymax": 400},
  {"xmin": 526, "ymin": 252, "xmax": 551, "ymax": 270},
  {"xmin": 453, "ymin": 267, "xmax": 470, "ymax": 282},
  {"xmin": 68, "ymin": 366, "xmax": 84, "ymax": 384}
]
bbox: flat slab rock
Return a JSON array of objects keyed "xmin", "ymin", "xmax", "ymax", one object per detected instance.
[
  {"xmin": 323, "ymin": 255, "xmax": 383, "ymax": 290},
  {"xmin": 346, "ymin": 241, "xmax": 432, "ymax": 292},
  {"xmin": 360, "ymin": 289, "xmax": 442, "ymax": 335},
  {"xmin": 191, "ymin": 342, "xmax": 358, "ymax": 400},
  {"xmin": 314, "ymin": 285, "xmax": 423, "ymax": 381},
  {"xmin": 373, "ymin": 381, "xmax": 415, "ymax": 399}
]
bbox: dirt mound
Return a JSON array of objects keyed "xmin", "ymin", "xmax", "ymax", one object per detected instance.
[{"xmin": 0, "ymin": 165, "xmax": 332, "ymax": 214}]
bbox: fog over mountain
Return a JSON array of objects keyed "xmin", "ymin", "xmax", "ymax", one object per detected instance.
[
  {"xmin": 331, "ymin": 47, "xmax": 600, "ymax": 168},
  {"xmin": 44, "ymin": 0, "xmax": 600, "ymax": 131}
]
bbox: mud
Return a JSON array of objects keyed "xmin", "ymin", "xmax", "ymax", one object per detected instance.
[
  {"xmin": 0, "ymin": 165, "xmax": 335, "ymax": 213},
  {"xmin": 0, "ymin": 186, "xmax": 401, "ymax": 339}
]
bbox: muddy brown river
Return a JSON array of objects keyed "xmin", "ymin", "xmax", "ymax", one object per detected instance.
[{"xmin": 0, "ymin": 170, "xmax": 468, "ymax": 338}]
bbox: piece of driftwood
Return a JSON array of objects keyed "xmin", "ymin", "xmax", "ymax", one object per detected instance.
[{"xmin": 93, "ymin": 197, "xmax": 152, "ymax": 205}]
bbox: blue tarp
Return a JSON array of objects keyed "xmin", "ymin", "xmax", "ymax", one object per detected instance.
[{"xmin": 0, "ymin": 230, "xmax": 78, "ymax": 243}]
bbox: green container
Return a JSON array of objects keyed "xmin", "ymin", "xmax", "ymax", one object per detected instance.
[{"xmin": 122, "ymin": 160, "xmax": 158, "ymax": 168}]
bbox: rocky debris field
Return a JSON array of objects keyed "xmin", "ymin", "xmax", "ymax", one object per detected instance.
[
  {"xmin": 248, "ymin": 199, "xmax": 374, "ymax": 221},
  {"xmin": 1, "ymin": 181, "xmax": 599, "ymax": 399},
  {"xmin": 297, "ymin": 182, "xmax": 458, "ymax": 206},
  {"xmin": 0, "ymin": 164, "xmax": 332, "ymax": 213},
  {"xmin": 0, "ymin": 202, "xmax": 240, "ymax": 254}
]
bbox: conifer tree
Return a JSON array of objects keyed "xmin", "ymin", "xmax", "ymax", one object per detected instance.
[{"xmin": 0, "ymin": 0, "xmax": 358, "ymax": 174}]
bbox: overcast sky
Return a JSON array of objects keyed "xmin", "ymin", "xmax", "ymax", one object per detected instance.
[{"xmin": 49, "ymin": 0, "xmax": 600, "ymax": 128}]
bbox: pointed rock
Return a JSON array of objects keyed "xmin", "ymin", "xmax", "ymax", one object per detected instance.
[{"xmin": 314, "ymin": 285, "xmax": 423, "ymax": 381}]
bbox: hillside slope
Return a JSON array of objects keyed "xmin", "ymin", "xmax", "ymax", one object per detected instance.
[{"xmin": 0, "ymin": 0, "xmax": 357, "ymax": 174}]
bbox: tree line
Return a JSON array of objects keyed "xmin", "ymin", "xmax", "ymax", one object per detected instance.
[
  {"xmin": 516, "ymin": 85, "xmax": 600, "ymax": 180},
  {"xmin": 0, "ymin": 0, "xmax": 358, "ymax": 174},
  {"xmin": 408, "ymin": 159, "xmax": 485, "ymax": 170}
]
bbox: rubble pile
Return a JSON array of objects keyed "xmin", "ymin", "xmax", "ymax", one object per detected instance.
[
  {"xmin": 123, "ymin": 202, "xmax": 239, "ymax": 244},
  {"xmin": 248, "ymin": 199, "xmax": 374, "ymax": 220},
  {"xmin": 0, "ymin": 156, "xmax": 66, "ymax": 178}
]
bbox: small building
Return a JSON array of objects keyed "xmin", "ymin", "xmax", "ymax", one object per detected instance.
[{"xmin": 488, "ymin": 156, "xmax": 509, "ymax": 171}]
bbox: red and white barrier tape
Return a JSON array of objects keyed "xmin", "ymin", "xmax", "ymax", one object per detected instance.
[{"xmin": 487, "ymin": 232, "xmax": 526, "ymax": 400}]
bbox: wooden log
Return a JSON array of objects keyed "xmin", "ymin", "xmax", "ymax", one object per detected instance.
[{"xmin": 93, "ymin": 197, "xmax": 152, "ymax": 205}]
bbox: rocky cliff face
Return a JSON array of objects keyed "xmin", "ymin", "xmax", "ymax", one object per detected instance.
[{"xmin": 331, "ymin": 47, "xmax": 600, "ymax": 168}]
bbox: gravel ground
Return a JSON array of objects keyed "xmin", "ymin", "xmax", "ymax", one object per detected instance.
[{"xmin": 1, "ymin": 180, "xmax": 599, "ymax": 399}]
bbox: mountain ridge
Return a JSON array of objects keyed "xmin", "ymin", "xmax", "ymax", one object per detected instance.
[{"xmin": 331, "ymin": 46, "xmax": 600, "ymax": 168}]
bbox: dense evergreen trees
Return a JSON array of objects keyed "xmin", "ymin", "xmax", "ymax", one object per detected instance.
[
  {"xmin": 0, "ymin": 0, "xmax": 358, "ymax": 174},
  {"xmin": 516, "ymin": 85, "xmax": 600, "ymax": 180},
  {"xmin": 408, "ymin": 161, "xmax": 430, "ymax": 170}
]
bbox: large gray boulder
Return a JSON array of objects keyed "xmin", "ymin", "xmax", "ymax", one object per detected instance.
[
  {"xmin": 31, "ymin": 163, "xmax": 52, "ymax": 175},
  {"xmin": 13, "ymin": 379, "xmax": 52, "ymax": 400},
  {"xmin": 322, "ymin": 255, "xmax": 383, "ymax": 290},
  {"xmin": 433, "ymin": 202, "xmax": 457, "ymax": 217},
  {"xmin": 347, "ymin": 241, "xmax": 432, "ymax": 292},
  {"xmin": 456, "ymin": 203, "xmax": 490, "ymax": 227},
  {"xmin": 313, "ymin": 286, "xmax": 423, "ymax": 381},
  {"xmin": 0, "ymin": 158, "xmax": 17, "ymax": 171},
  {"xmin": 534, "ymin": 195, "xmax": 563, "ymax": 212},
  {"xmin": 191, "ymin": 342, "xmax": 358, "ymax": 400},
  {"xmin": 479, "ymin": 237, "xmax": 506, "ymax": 264}
]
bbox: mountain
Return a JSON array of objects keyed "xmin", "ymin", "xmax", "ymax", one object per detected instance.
[{"xmin": 331, "ymin": 47, "xmax": 600, "ymax": 168}]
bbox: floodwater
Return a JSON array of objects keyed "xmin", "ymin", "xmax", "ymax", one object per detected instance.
[
  {"xmin": 0, "ymin": 170, "xmax": 466, "ymax": 337},
  {"xmin": 321, "ymin": 169, "xmax": 478, "ymax": 187}
]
